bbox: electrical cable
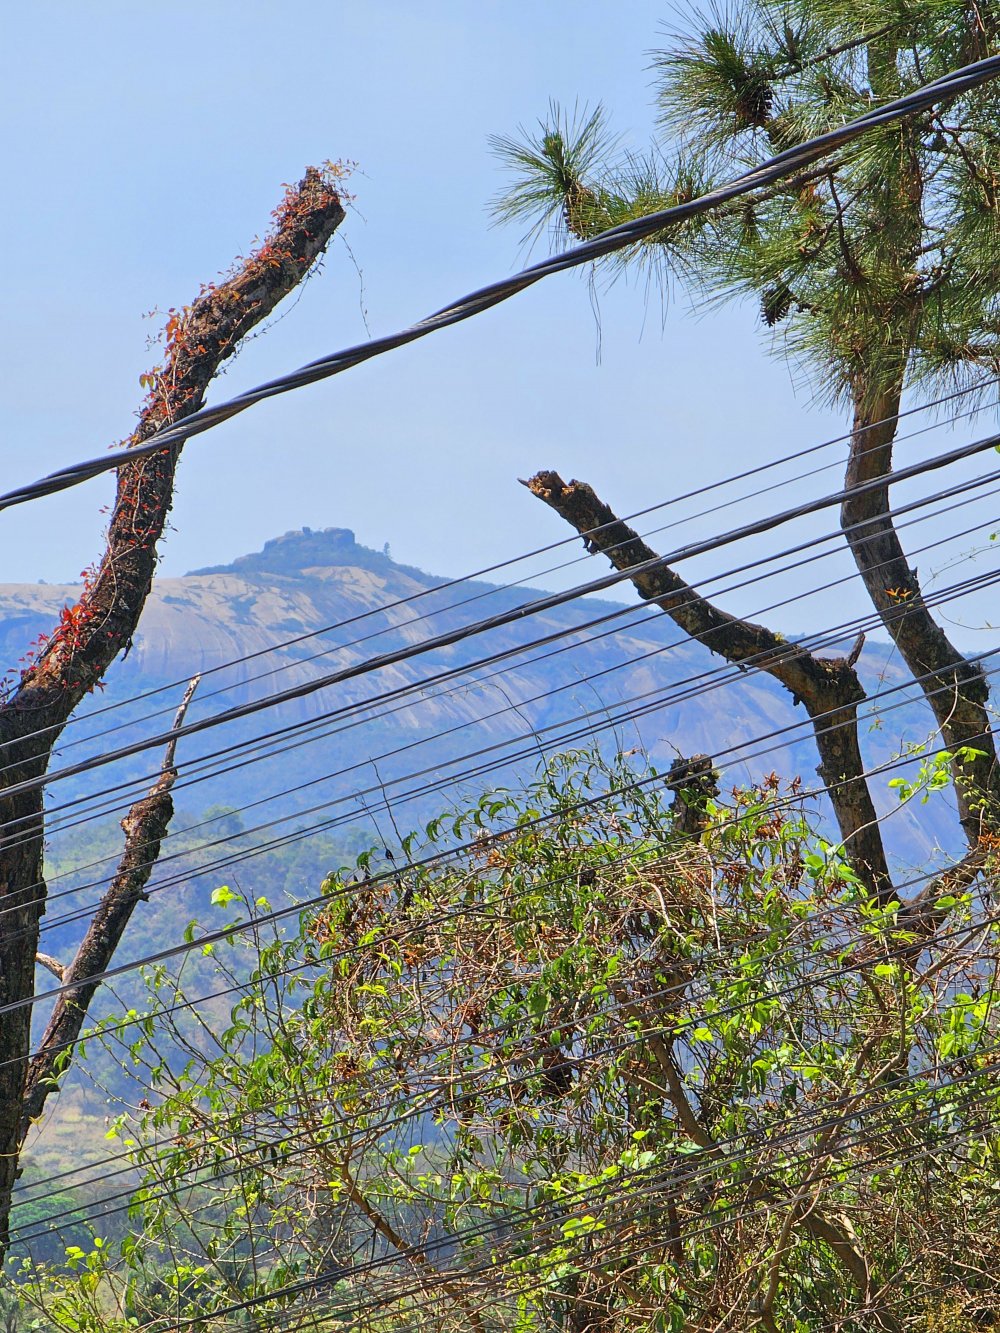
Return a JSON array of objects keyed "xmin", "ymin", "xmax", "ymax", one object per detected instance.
[
  {"xmin": 15, "ymin": 375, "xmax": 989, "ymax": 766},
  {"xmin": 92, "ymin": 1037, "xmax": 1000, "ymax": 1331},
  {"xmin": 10, "ymin": 653, "xmax": 1000, "ymax": 1042},
  {"xmin": 12, "ymin": 848, "xmax": 1000, "ymax": 1246},
  {"xmin": 234, "ymin": 1067, "xmax": 1000, "ymax": 1333},
  {"xmin": 26, "ymin": 549, "xmax": 1000, "ymax": 942},
  {"xmin": 23, "ymin": 562, "xmax": 1000, "ymax": 966},
  {"xmin": 11, "ymin": 434, "xmax": 1000, "ymax": 1226},
  {"xmin": 32, "ymin": 378, "xmax": 995, "ymax": 765},
  {"xmin": 34, "ymin": 428, "xmax": 1000, "ymax": 838},
  {"xmin": 12, "ymin": 50, "xmax": 1000, "ymax": 1288},
  {"xmin": 15, "ymin": 634, "xmax": 1000, "ymax": 1213},
  {"xmin": 21, "ymin": 848, "xmax": 1000, "ymax": 1225},
  {"xmin": 16, "ymin": 836, "xmax": 973, "ymax": 1208},
  {"xmin": 5, "ymin": 386, "xmax": 997, "ymax": 842},
  {"xmin": 19, "ymin": 786, "xmax": 988, "ymax": 1196},
  {"xmin": 5, "ymin": 423, "xmax": 1000, "ymax": 817},
  {"xmin": 7, "ymin": 437, "xmax": 997, "ymax": 1221},
  {"xmin": 16, "ymin": 699, "xmax": 1000, "ymax": 1301},
  {"xmin": 23, "ymin": 682, "xmax": 998, "ymax": 1116},
  {"xmin": 19, "ymin": 634, "xmax": 1000, "ymax": 991},
  {"xmin": 16, "ymin": 999, "xmax": 998, "ymax": 1256},
  {"xmin": 4, "ymin": 55, "xmax": 1000, "ymax": 514},
  {"xmin": 32, "ymin": 470, "xmax": 1000, "ymax": 890}
]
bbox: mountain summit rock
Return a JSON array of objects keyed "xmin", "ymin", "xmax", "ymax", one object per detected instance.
[{"xmin": 189, "ymin": 527, "xmax": 421, "ymax": 581}]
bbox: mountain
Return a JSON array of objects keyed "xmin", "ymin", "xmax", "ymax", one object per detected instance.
[{"xmin": 0, "ymin": 527, "xmax": 961, "ymax": 961}]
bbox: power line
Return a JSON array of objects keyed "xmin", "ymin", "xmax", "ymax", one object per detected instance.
[
  {"xmin": 18, "ymin": 828, "xmax": 999, "ymax": 1217},
  {"xmin": 5, "ymin": 424, "xmax": 1000, "ymax": 814},
  {"xmin": 16, "ymin": 984, "xmax": 997, "ymax": 1256},
  {"xmin": 94, "ymin": 1031, "xmax": 1000, "ymax": 1331},
  {"xmin": 11, "ymin": 650, "xmax": 999, "ymax": 1021},
  {"xmin": 362, "ymin": 1107, "xmax": 998, "ymax": 1333},
  {"xmin": 35, "ymin": 408, "xmax": 1000, "ymax": 825},
  {"xmin": 28, "ymin": 587, "xmax": 999, "ymax": 956},
  {"xmin": 23, "ymin": 539, "xmax": 1000, "ymax": 949},
  {"xmin": 11, "ymin": 621, "xmax": 997, "ymax": 1210},
  {"xmin": 10, "ymin": 51, "xmax": 1000, "ymax": 1292},
  {"xmin": 34, "ymin": 466, "xmax": 1000, "ymax": 871},
  {"xmin": 17, "ymin": 476, "xmax": 1000, "ymax": 937},
  {"xmin": 29, "ymin": 377, "xmax": 994, "ymax": 763},
  {"xmin": 13, "ymin": 845, "xmax": 998, "ymax": 1245},
  {"xmin": 16, "ymin": 841, "xmax": 972, "ymax": 1208},
  {"xmin": 4, "ymin": 56, "xmax": 1000, "ymax": 515},
  {"xmin": 7, "ymin": 415, "xmax": 1000, "ymax": 1226},
  {"xmin": 244, "ymin": 1068, "xmax": 1000, "ymax": 1333}
]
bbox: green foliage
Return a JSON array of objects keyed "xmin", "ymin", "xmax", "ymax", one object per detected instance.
[
  {"xmin": 887, "ymin": 742, "xmax": 987, "ymax": 803},
  {"xmin": 492, "ymin": 1, "xmax": 1000, "ymax": 409},
  {"xmin": 20, "ymin": 752, "xmax": 1000, "ymax": 1330},
  {"xmin": 489, "ymin": 102, "xmax": 621, "ymax": 245}
]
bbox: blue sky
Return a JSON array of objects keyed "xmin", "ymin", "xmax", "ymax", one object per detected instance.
[{"xmin": 3, "ymin": 2, "xmax": 997, "ymax": 642}]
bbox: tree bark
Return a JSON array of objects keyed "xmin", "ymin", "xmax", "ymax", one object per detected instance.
[
  {"xmin": 842, "ymin": 387, "xmax": 1000, "ymax": 843},
  {"xmin": 19, "ymin": 677, "xmax": 198, "ymax": 1138},
  {"xmin": 524, "ymin": 470, "xmax": 894, "ymax": 901},
  {"xmin": 0, "ymin": 169, "xmax": 345, "ymax": 1257}
]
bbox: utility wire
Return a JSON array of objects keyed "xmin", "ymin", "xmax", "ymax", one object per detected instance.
[
  {"xmin": 13, "ymin": 846, "xmax": 1000, "ymax": 1245},
  {"xmin": 16, "ymin": 826, "xmax": 1000, "ymax": 1225},
  {"xmin": 25, "ymin": 540, "xmax": 1000, "ymax": 946},
  {"xmin": 15, "ymin": 615, "xmax": 1000, "ymax": 1210},
  {"xmin": 35, "ymin": 421, "xmax": 1000, "ymax": 832},
  {"xmin": 231, "ymin": 1063, "xmax": 1000, "ymax": 1333},
  {"xmin": 11, "ymin": 651, "xmax": 1000, "ymax": 1022},
  {"xmin": 22, "ymin": 487, "xmax": 1000, "ymax": 936},
  {"xmin": 295, "ymin": 1087, "xmax": 1000, "ymax": 1331},
  {"xmin": 5, "ymin": 380, "xmax": 994, "ymax": 818},
  {"xmin": 4, "ymin": 55, "xmax": 1000, "ymax": 513},
  {"xmin": 30, "ymin": 564, "xmax": 1000, "ymax": 955},
  {"xmin": 16, "ymin": 839, "xmax": 975, "ymax": 1207},
  {"xmin": 33, "ymin": 469, "xmax": 1000, "ymax": 879},
  {"xmin": 16, "ymin": 980, "xmax": 999, "ymax": 1255},
  {"xmin": 28, "ymin": 377, "xmax": 994, "ymax": 762},
  {"xmin": 5, "ymin": 424, "xmax": 1000, "ymax": 813},
  {"xmin": 21, "ymin": 545, "xmax": 1000, "ymax": 939},
  {"xmin": 104, "ymin": 1040, "xmax": 1000, "ymax": 1332}
]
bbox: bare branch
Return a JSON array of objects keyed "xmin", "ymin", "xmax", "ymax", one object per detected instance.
[
  {"xmin": 33, "ymin": 955, "xmax": 65, "ymax": 983},
  {"xmin": 524, "ymin": 470, "xmax": 893, "ymax": 901},
  {"xmin": 20, "ymin": 677, "xmax": 199, "ymax": 1138},
  {"xmin": 337, "ymin": 1159, "xmax": 486, "ymax": 1333}
]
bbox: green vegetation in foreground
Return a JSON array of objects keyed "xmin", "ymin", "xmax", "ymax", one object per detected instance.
[{"xmin": 8, "ymin": 748, "xmax": 1000, "ymax": 1330}]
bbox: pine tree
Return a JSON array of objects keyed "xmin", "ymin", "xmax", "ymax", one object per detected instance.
[{"xmin": 493, "ymin": 2, "xmax": 1000, "ymax": 884}]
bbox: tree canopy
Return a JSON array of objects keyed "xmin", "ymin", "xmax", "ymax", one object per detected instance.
[{"xmin": 494, "ymin": 1, "xmax": 1000, "ymax": 410}]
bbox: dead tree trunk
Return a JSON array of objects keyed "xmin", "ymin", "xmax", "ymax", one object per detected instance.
[
  {"xmin": 524, "ymin": 464, "xmax": 996, "ymax": 932},
  {"xmin": 0, "ymin": 169, "xmax": 346, "ymax": 1257},
  {"xmin": 524, "ymin": 470, "xmax": 893, "ymax": 901}
]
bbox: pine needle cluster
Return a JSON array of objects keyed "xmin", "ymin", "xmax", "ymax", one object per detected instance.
[{"xmin": 491, "ymin": 0, "xmax": 1000, "ymax": 411}]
